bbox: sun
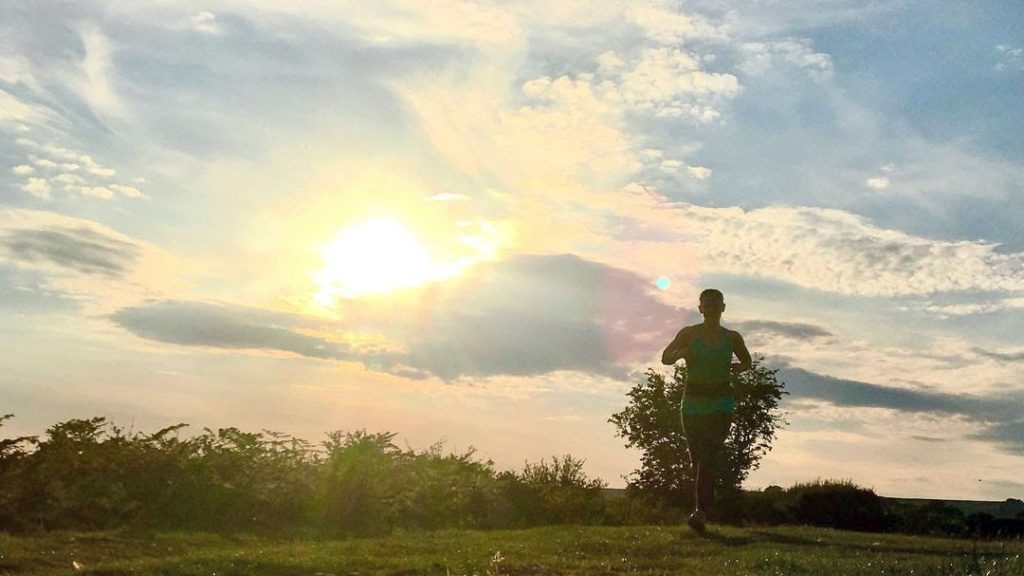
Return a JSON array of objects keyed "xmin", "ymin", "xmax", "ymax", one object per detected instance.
[{"xmin": 313, "ymin": 217, "xmax": 464, "ymax": 303}]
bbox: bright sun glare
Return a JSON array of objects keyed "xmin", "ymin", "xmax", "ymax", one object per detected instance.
[{"xmin": 313, "ymin": 217, "xmax": 468, "ymax": 303}]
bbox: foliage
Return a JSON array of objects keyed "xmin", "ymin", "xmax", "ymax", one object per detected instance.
[
  {"xmin": 0, "ymin": 415, "xmax": 607, "ymax": 534},
  {"xmin": 608, "ymin": 358, "xmax": 787, "ymax": 508},
  {"xmin": 516, "ymin": 455, "xmax": 607, "ymax": 524},
  {"xmin": 785, "ymin": 479, "xmax": 887, "ymax": 532},
  {"xmin": 886, "ymin": 500, "xmax": 969, "ymax": 537}
]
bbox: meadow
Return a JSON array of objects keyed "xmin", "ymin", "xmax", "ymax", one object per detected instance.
[{"xmin": 2, "ymin": 524, "xmax": 1022, "ymax": 576}]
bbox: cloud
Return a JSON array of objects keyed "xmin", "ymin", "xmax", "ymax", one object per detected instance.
[
  {"xmin": 995, "ymin": 44, "xmax": 1024, "ymax": 72},
  {"xmin": 388, "ymin": 254, "xmax": 684, "ymax": 380},
  {"xmin": 738, "ymin": 39, "xmax": 834, "ymax": 80},
  {"xmin": 53, "ymin": 173, "xmax": 85, "ymax": 188},
  {"xmin": 897, "ymin": 297, "xmax": 1024, "ymax": 318},
  {"xmin": 673, "ymin": 203, "xmax": 1024, "ymax": 296},
  {"xmin": 866, "ymin": 176, "xmax": 890, "ymax": 190},
  {"xmin": 80, "ymin": 186, "xmax": 114, "ymax": 199},
  {"xmin": 109, "ymin": 184, "xmax": 144, "ymax": 198},
  {"xmin": 76, "ymin": 24, "xmax": 125, "ymax": 120},
  {"xmin": 11, "ymin": 165, "xmax": 34, "ymax": 176},
  {"xmin": 12, "ymin": 140, "xmax": 137, "ymax": 201},
  {"xmin": 190, "ymin": 12, "xmax": 220, "ymax": 35},
  {"xmin": 425, "ymin": 192, "xmax": 468, "ymax": 202},
  {"xmin": 0, "ymin": 209, "xmax": 189, "ymax": 311},
  {"xmin": 687, "ymin": 165, "xmax": 712, "ymax": 180},
  {"xmin": 111, "ymin": 300, "xmax": 359, "ymax": 360},
  {"xmin": 625, "ymin": 3, "xmax": 723, "ymax": 44},
  {"xmin": 0, "ymin": 88, "xmax": 56, "ymax": 129},
  {"xmin": 659, "ymin": 159, "xmax": 683, "ymax": 173},
  {"xmin": 20, "ymin": 178, "xmax": 50, "ymax": 199},
  {"xmin": 733, "ymin": 320, "xmax": 833, "ymax": 340},
  {"xmin": 614, "ymin": 47, "xmax": 740, "ymax": 119},
  {"xmin": 29, "ymin": 157, "xmax": 58, "ymax": 169},
  {"xmin": 0, "ymin": 266, "xmax": 77, "ymax": 312},
  {"xmin": 971, "ymin": 348, "xmax": 1024, "ymax": 363},
  {"xmin": 81, "ymin": 156, "xmax": 115, "ymax": 177},
  {"xmin": 111, "ymin": 254, "xmax": 687, "ymax": 381},
  {"xmin": 776, "ymin": 365, "xmax": 1024, "ymax": 454},
  {"xmin": 0, "ymin": 226, "xmax": 139, "ymax": 278},
  {"xmin": 971, "ymin": 420, "xmax": 1024, "ymax": 456}
]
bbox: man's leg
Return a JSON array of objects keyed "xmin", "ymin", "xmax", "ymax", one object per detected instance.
[
  {"xmin": 682, "ymin": 412, "xmax": 710, "ymax": 530},
  {"xmin": 699, "ymin": 412, "xmax": 733, "ymax": 518}
]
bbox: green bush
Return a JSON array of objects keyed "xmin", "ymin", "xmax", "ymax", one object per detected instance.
[
  {"xmin": 0, "ymin": 415, "xmax": 610, "ymax": 534},
  {"xmin": 517, "ymin": 455, "xmax": 607, "ymax": 525},
  {"xmin": 785, "ymin": 479, "xmax": 886, "ymax": 532},
  {"xmin": 886, "ymin": 500, "xmax": 968, "ymax": 537}
]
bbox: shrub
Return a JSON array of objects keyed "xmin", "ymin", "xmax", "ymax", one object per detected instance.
[
  {"xmin": 887, "ymin": 500, "xmax": 968, "ymax": 537},
  {"xmin": 516, "ymin": 455, "xmax": 607, "ymax": 525},
  {"xmin": 0, "ymin": 415, "xmax": 612, "ymax": 534},
  {"xmin": 785, "ymin": 479, "xmax": 886, "ymax": 532}
]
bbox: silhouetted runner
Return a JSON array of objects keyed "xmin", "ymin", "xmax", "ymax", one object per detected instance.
[{"xmin": 662, "ymin": 288, "xmax": 752, "ymax": 533}]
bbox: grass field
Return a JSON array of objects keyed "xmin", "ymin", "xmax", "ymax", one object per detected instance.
[{"xmin": 1, "ymin": 524, "xmax": 1022, "ymax": 576}]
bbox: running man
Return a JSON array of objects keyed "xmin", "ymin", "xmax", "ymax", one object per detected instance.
[{"xmin": 661, "ymin": 288, "xmax": 752, "ymax": 532}]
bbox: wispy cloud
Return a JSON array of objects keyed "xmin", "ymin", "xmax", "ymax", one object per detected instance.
[
  {"xmin": 738, "ymin": 38, "xmax": 834, "ymax": 80},
  {"xmin": 995, "ymin": 44, "xmax": 1024, "ymax": 71},
  {"xmin": 111, "ymin": 300, "xmax": 360, "ymax": 360},
  {"xmin": 733, "ymin": 320, "xmax": 833, "ymax": 340},
  {"xmin": 673, "ymin": 203, "xmax": 1024, "ymax": 296},
  {"xmin": 971, "ymin": 347, "xmax": 1024, "ymax": 363},
  {"xmin": 777, "ymin": 365, "xmax": 1024, "ymax": 455},
  {"xmin": 190, "ymin": 12, "xmax": 220, "ymax": 35},
  {"xmin": 0, "ymin": 209, "xmax": 189, "ymax": 312},
  {"xmin": 1, "ymin": 226, "xmax": 139, "ymax": 277}
]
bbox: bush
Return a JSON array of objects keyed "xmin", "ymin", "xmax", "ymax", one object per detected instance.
[
  {"xmin": 0, "ymin": 415, "xmax": 610, "ymax": 534},
  {"xmin": 887, "ymin": 500, "xmax": 968, "ymax": 537},
  {"xmin": 517, "ymin": 455, "xmax": 607, "ymax": 525},
  {"xmin": 786, "ymin": 479, "xmax": 886, "ymax": 532},
  {"xmin": 738, "ymin": 480, "xmax": 886, "ymax": 531}
]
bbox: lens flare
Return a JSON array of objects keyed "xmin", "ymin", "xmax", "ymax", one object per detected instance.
[{"xmin": 656, "ymin": 276, "xmax": 671, "ymax": 290}]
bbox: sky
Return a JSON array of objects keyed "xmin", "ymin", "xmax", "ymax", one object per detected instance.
[{"xmin": 2, "ymin": 0, "xmax": 1024, "ymax": 500}]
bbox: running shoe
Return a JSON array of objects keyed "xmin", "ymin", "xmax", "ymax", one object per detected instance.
[{"xmin": 687, "ymin": 510, "xmax": 706, "ymax": 533}]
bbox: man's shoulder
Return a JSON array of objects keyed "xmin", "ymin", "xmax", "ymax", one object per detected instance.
[{"xmin": 725, "ymin": 327, "xmax": 744, "ymax": 340}]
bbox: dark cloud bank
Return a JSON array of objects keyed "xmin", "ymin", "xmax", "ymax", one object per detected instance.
[
  {"xmin": 1, "ymin": 226, "xmax": 139, "ymax": 277},
  {"xmin": 111, "ymin": 301, "xmax": 359, "ymax": 361},
  {"xmin": 111, "ymin": 254, "xmax": 686, "ymax": 380},
  {"xmin": 776, "ymin": 365, "xmax": 1024, "ymax": 455}
]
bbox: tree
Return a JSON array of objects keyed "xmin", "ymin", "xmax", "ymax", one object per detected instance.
[{"xmin": 609, "ymin": 358, "xmax": 786, "ymax": 507}]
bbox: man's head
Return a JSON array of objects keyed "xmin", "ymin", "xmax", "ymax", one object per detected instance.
[{"xmin": 698, "ymin": 288, "xmax": 725, "ymax": 318}]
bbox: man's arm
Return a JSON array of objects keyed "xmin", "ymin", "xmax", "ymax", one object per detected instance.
[
  {"xmin": 731, "ymin": 331, "xmax": 753, "ymax": 373},
  {"xmin": 662, "ymin": 327, "xmax": 693, "ymax": 365}
]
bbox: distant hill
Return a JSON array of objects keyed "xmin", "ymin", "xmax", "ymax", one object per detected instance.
[
  {"xmin": 888, "ymin": 497, "xmax": 1024, "ymax": 519},
  {"xmin": 600, "ymin": 489, "xmax": 1024, "ymax": 519}
]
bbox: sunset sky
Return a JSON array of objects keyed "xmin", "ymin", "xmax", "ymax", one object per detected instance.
[{"xmin": 2, "ymin": 0, "xmax": 1024, "ymax": 500}]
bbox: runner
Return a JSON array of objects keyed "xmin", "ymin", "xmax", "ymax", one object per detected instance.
[{"xmin": 661, "ymin": 288, "xmax": 752, "ymax": 532}]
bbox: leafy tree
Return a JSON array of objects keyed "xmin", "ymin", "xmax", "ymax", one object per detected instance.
[{"xmin": 609, "ymin": 358, "xmax": 786, "ymax": 507}]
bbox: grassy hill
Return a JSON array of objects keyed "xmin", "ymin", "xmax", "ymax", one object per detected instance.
[
  {"xmin": 1, "ymin": 524, "xmax": 1022, "ymax": 576},
  {"xmin": 888, "ymin": 497, "xmax": 1024, "ymax": 519},
  {"xmin": 602, "ymin": 488, "xmax": 1024, "ymax": 519}
]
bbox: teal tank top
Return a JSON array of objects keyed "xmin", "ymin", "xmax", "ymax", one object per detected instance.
[{"xmin": 682, "ymin": 327, "xmax": 735, "ymax": 415}]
